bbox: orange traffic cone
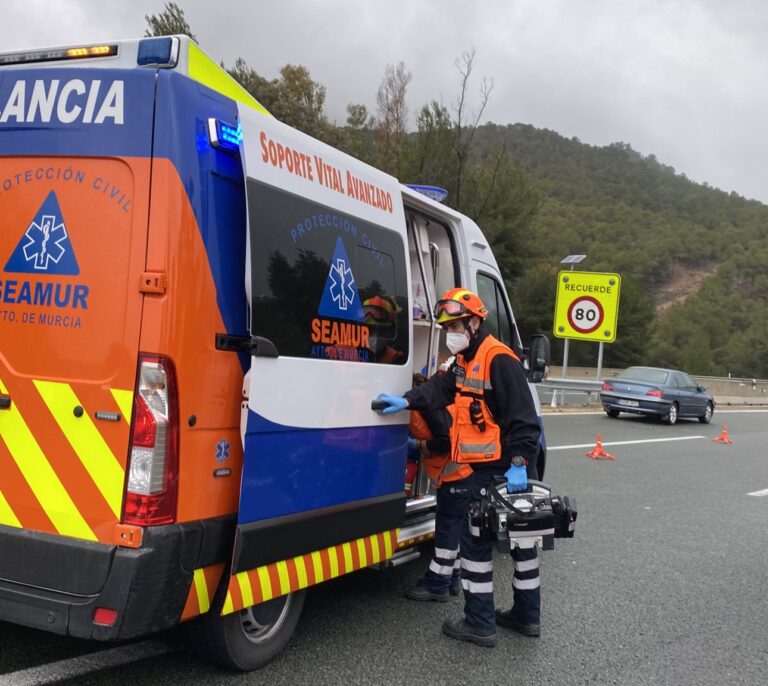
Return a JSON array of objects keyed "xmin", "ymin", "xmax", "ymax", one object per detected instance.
[
  {"xmin": 586, "ymin": 434, "xmax": 615, "ymax": 460},
  {"xmin": 711, "ymin": 425, "xmax": 732, "ymax": 445}
]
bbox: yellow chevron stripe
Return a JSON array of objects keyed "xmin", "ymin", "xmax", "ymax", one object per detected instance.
[
  {"xmin": 236, "ymin": 570, "xmax": 254, "ymax": 608},
  {"xmin": 35, "ymin": 380, "xmax": 124, "ymax": 518},
  {"xmin": 342, "ymin": 542, "xmax": 353, "ymax": 573},
  {"xmin": 187, "ymin": 42, "xmax": 270, "ymax": 115},
  {"xmin": 385, "ymin": 530, "xmax": 395, "ymax": 559},
  {"xmin": 257, "ymin": 566, "xmax": 273, "ymax": 601},
  {"xmin": 311, "ymin": 550, "xmax": 324, "ymax": 583},
  {"xmin": 0, "ymin": 488, "xmax": 21, "ymax": 528},
  {"xmin": 328, "ymin": 546, "xmax": 339, "ymax": 579},
  {"xmin": 370, "ymin": 534, "xmax": 381, "ymax": 563},
  {"xmin": 110, "ymin": 388, "xmax": 133, "ymax": 422},
  {"xmin": 0, "ymin": 376, "xmax": 95, "ymax": 540},
  {"xmin": 275, "ymin": 560, "xmax": 290, "ymax": 595},
  {"xmin": 222, "ymin": 591, "xmax": 234, "ymax": 615},
  {"xmin": 295, "ymin": 556, "xmax": 309, "ymax": 589},
  {"xmin": 356, "ymin": 538, "xmax": 368, "ymax": 567},
  {"xmin": 193, "ymin": 568, "xmax": 211, "ymax": 614},
  {"xmin": 223, "ymin": 529, "xmax": 401, "ymax": 613}
]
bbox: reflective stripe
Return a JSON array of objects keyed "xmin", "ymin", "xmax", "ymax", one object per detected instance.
[
  {"xmin": 461, "ymin": 558, "xmax": 493, "ymax": 573},
  {"xmin": 461, "ymin": 579, "xmax": 493, "ymax": 594},
  {"xmin": 0, "ymin": 376, "xmax": 95, "ymax": 540},
  {"xmin": 257, "ymin": 566, "xmax": 273, "ymax": 601},
  {"xmin": 222, "ymin": 591, "xmax": 234, "ymax": 615},
  {"xmin": 0, "ymin": 489, "xmax": 21, "ymax": 528},
  {"xmin": 429, "ymin": 560, "xmax": 455, "ymax": 576},
  {"xmin": 459, "ymin": 377, "xmax": 493, "ymax": 391},
  {"xmin": 469, "ymin": 524, "xmax": 481, "ymax": 537},
  {"xmin": 514, "ymin": 558, "xmax": 540, "ymax": 573},
  {"xmin": 35, "ymin": 380, "xmax": 125, "ymax": 518},
  {"xmin": 295, "ymin": 556, "xmax": 309, "ymax": 589},
  {"xmin": 453, "ymin": 558, "xmax": 461, "ymax": 570},
  {"xmin": 236, "ymin": 570, "xmax": 254, "ymax": 608},
  {"xmin": 193, "ymin": 568, "xmax": 211, "ymax": 614},
  {"xmin": 459, "ymin": 442, "xmax": 499, "ymax": 454},
  {"xmin": 109, "ymin": 388, "xmax": 134, "ymax": 422},
  {"xmin": 513, "ymin": 576, "xmax": 541, "ymax": 590},
  {"xmin": 188, "ymin": 42, "xmax": 270, "ymax": 115},
  {"xmin": 276, "ymin": 560, "xmax": 291, "ymax": 595},
  {"xmin": 311, "ymin": 551, "xmax": 324, "ymax": 583},
  {"xmin": 434, "ymin": 546, "xmax": 459, "ymax": 560}
]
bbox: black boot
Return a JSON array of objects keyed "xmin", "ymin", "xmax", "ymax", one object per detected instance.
[
  {"xmin": 442, "ymin": 618, "xmax": 496, "ymax": 647},
  {"xmin": 495, "ymin": 608, "xmax": 540, "ymax": 637}
]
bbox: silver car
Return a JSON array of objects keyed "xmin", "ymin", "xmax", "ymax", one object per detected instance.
[{"xmin": 600, "ymin": 366, "xmax": 715, "ymax": 425}]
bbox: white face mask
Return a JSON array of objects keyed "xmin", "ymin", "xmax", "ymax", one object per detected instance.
[
  {"xmin": 446, "ymin": 331, "xmax": 470, "ymax": 354},
  {"xmin": 368, "ymin": 334, "xmax": 388, "ymax": 353}
]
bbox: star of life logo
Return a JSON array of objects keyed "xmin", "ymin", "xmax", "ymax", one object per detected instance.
[
  {"xmin": 329, "ymin": 256, "xmax": 356, "ymax": 311},
  {"xmin": 24, "ymin": 214, "xmax": 68, "ymax": 270},
  {"xmin": 4, "ymin": 191, "xmax": 80, "ymax": 275},
  {"xmin": 317, "ymin": 236, "xmax": 364, "ymax": 322}
]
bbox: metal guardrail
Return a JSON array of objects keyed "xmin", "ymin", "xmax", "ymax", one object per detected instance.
[
  {"xmin": 539, "ymin": 371, "xmax": 768, "ymax": 408},
  {"xmin": 539, "ymin": 378, "xmax": 602, "ymax": 408}
]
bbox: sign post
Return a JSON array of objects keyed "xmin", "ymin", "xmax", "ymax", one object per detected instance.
[{"xmin": 553, "ymin": 271, "xmax": 621, "ymax": 403}]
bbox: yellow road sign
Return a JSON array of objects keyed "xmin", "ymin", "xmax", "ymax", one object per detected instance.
[{"xmin": 553, "ymin": 271, "xmax": 621, "ymax": 342}]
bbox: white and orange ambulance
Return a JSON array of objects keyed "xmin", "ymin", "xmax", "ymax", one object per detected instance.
[{"xmin": 0, "ymin": 35, "xmax": 550, "ymax": 670}]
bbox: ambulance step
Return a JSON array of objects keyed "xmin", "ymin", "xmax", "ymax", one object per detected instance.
[
  {"xmin": 386, "ymin": 549, "xmax": 422, "ymax": 567},
  {"xmin": 405, "ymin": 494, "xmax": 436, "ymax": 515},
  {"xmin": 397, "ymin": 514, "xmax": 435, "ymax": 547}
]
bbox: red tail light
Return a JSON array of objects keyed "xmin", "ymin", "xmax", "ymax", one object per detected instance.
[
  {"xmin": 123, "ymin": 354, "xmax": 179, "ymax": 526},
  {"xmin": 601, "ymin": 383, "xmax": 613, "ymax": 391},
  {"xmin": 645, "ymin": 389, "xmax": 663, "ymax": 398}
]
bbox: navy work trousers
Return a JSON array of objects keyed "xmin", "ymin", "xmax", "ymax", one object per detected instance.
[
  {"xmin": 460, "ymin": 468, "xmax": 541, "ymax": 632},
  {"xmin": 423, "ymin": 476, "xmax": 471, "ymax": 593}
]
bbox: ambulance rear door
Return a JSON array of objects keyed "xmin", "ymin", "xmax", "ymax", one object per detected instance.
[
  {"xmin": 232, "ymin": 109, "xmax": 412, "ymax": 575},
  {"xmin": 0, "ymin": 66, "xmax": 155, "ymax": 547}
]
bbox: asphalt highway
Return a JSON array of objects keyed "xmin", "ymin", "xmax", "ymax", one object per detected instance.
[{"xmin": 1, "ymin": 409, "xmax": 766, "ymax": 686}]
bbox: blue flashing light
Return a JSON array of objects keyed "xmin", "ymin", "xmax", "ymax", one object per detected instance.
[
  {"xmin": 137, "ymin": 37, "xmax": 177, "ymax": 67},
  {"xmin": 208, "ymin": 118, "xmax": 243, "ymax": 155},
  {"xmin": 405, "ymin": 184, "xmax": 449, "ymax": 203}
]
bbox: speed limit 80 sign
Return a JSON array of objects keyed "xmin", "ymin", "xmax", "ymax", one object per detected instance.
[{"xmin": 553, "ymin": 271, "xmax": 621, "ymax": 342}]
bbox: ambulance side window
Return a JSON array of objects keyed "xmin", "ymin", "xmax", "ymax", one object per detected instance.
[
  {"xmin": 476, "ymin": 273, "xmax": 513, "ymax": 347},
  {"xmin": 247, "ymin": 180, "xmax": 409, "ymax": 364}
]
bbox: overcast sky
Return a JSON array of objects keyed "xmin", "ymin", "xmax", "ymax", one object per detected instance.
[{"xmin": 3, "ymin": 0, "xmax": 767, "ymax": 203}]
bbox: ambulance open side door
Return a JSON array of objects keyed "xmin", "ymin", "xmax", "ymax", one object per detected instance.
[{"xmin": 230, "ymin": 108, "xmax": 414, "ymax": 584}]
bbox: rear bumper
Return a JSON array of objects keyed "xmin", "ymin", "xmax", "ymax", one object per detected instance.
[
  {"xmin": 600, "ymin": 393, "xmax": 670, "ymax": 417},
  {"xmin": 0, "ymin": 517, "xmax": 234, "ymax": 640}
]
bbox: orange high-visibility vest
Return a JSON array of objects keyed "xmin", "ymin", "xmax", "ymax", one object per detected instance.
[
  {"xmin": 451, "ymin": 335, "xmax": 520, "ymax": 465},
  {"xmin": 409, "ymin": 411, "xmax": 473, "ymax": 486}
]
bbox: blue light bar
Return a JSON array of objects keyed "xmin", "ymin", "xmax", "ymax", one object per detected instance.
[
  {"xmin": 137, "ymin": 37, "xmax": 179, "ymax": 67},
  {"xmin": 405, "ymin": 184, "xmax": 449, "ymax": 203},
  {"xmin": 207, "ymin": 118, "xmax": 243, "ymax": 154}
]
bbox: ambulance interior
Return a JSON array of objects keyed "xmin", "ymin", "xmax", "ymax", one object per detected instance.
[{"xmin": 406, "ymin": 210, "xmax": 456, "ymax": 498}]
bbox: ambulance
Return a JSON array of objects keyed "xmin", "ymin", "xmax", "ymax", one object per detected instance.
[{"xmin": 0, "ymin": 36, "xmax": 550, "ymax": 670}]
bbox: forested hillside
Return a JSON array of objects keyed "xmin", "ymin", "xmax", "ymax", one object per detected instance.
[
  {"xmin": 147, "ymin": 3, "xmax": 768, "ymax": 378},
  {"xmin": 469, "ymin": 124, "xmax": 768, "ymax": 376}
]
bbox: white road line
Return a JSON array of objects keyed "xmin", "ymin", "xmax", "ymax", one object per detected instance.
[
  {"xmin": 0, "ymin": 640, "xmax": 171, "ymax": 686},
  {"xmin": 548, "ymin": 435, "xmax": 705, "ymax": 451},
  {"xmin": 747, "ymin": 488, "xmax": 768, "ymax": 497}
]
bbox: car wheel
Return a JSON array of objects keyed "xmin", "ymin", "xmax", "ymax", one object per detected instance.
[
  {"xmin": 663, "ymin": 402, "xmax": 679, "ymax": 425},
  {"xmin": 699, "ymin": 402, "xmax": 714, "ymax": 424},
  {"xmin": 190, "ymin": 588, "xmax": 306, "ymax": 671},
  {"xmin": 605, "ymin": 408, "xmax": 620, "ymax": 418}
]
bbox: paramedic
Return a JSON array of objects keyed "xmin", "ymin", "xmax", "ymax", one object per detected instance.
[
  {"xmin": 404, "ymin": 371, "xmax": 472, "ymax": 602},
  {"xmin": 363, "ymin": 295, "xmax": 405, "ymax": 364},
  {"xmin": 376, "ymin": 288, "xmax": 542, "ymax": 647}
]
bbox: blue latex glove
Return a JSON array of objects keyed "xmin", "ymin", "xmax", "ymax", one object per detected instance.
[
  {"xmin": 505, "ymin": 464, "xmax": 528, "ymax": 493},
  {"xmin": 407, "ymin": 437, "xmax": 419, "ymax": 450},
  {"xmin": 376, "ymin": 394, "xmax": 409, "ymax": 414}
]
